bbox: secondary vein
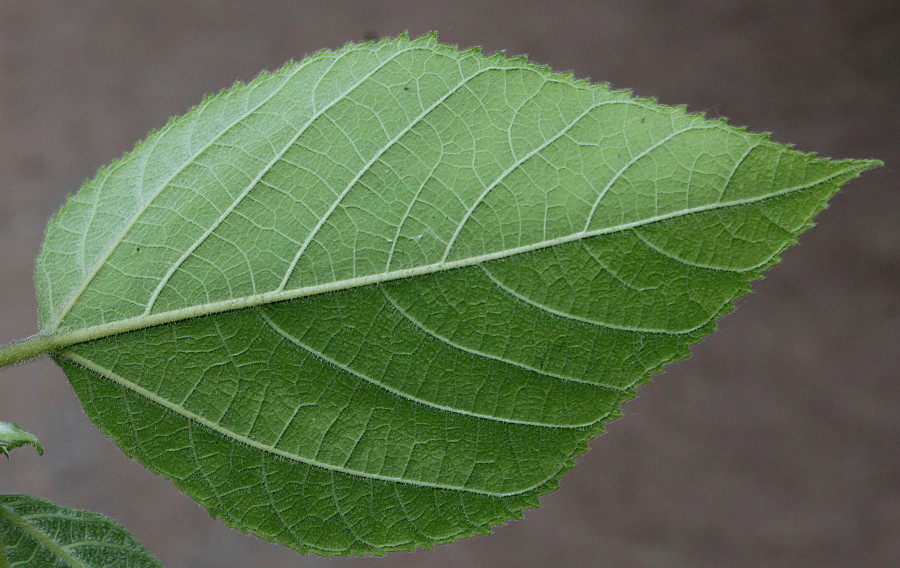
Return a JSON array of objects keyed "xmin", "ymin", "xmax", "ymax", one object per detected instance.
[
  {"xmin": 58, "ymin": 349, "xmax": 546, "ymax": 496},
  {"xmin": 22, "ymin": 164, "xmax": 855, "ymax": 358}
]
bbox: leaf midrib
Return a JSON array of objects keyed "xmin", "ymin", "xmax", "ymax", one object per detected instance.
[
  {"xmin": 40, "ymin": 165, "xmax": 852, "ymax": 354},
  {"xmin": 46, "ymin": 42, "xmax": 424, "ymax": 334},
  {"xmin": 0, "ymin": 502, "xmax": 89, "ymax": 568},
  {"xmin": 44, "ymin": 62, "xmax": 309, "ymax": 334}
]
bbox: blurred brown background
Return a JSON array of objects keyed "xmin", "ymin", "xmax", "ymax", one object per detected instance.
[{"xmin": 0, "ymin": 1, "xmax": 897, "ymax": 567}]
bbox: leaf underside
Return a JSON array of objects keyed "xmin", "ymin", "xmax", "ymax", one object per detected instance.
[
  {"xmin": 0, "ymin": 494, "xmax": 162, "ymax": 568},
  {"xmin": 34, "ymin": 34, "xmax": 878, "ymax": 555},
  {"xmin": 0, "ymin": 422, "xmax": 43, "ymax": 457}
]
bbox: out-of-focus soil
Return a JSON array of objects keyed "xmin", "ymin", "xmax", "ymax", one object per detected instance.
[{"xmin": 1, "ymin": 2, "xmax": 896, "ymax": 567}]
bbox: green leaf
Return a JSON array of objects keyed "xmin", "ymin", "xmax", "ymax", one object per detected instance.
[
  {"xmin": 28, "ymin": 34, "xmax": 878, "ymax": 555},
  {"xmin": 0, "ymin": 494, "xmax": 162, "ymax": 567},
  {"xmin": 0, "ymin": 423, "xmax": 43, "ymax": 458}
]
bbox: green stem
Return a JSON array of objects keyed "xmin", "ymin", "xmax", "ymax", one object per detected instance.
[{"xmin": 0, "ymin": 335, "xmax": 61, "ymax": 368}]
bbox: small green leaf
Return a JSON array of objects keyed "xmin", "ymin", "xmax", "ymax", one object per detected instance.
[
  {"xmin": 28, "ymin": 34, "xmax": 878, "ymax": 555},
  {"xmin": 0, "ymin": 423, "xmax": 43, "ymax": 458},
  {"xmin": 0, "ymin": 494, "xmax": 162, "ymax": 567}
]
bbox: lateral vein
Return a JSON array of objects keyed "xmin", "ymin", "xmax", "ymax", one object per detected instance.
[
  {"xmin": 46, "ymin": 63, "xmax": 309, "ymax": 333},
  {"xmin": 37, "ymin": 164, "xmax": 854, "ymax": 352},
  {"xmin": 58, "ymin": 349, "xmax": 537, "ymax": 496},
  {"xmin": 257, "ymin": 308, "xmax": 595, "ymax": 426}
]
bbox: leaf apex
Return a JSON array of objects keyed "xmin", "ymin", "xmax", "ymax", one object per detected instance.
[
  {"xmin": 0, "ymin": 421, "xmax": 44, "ymax": 457},
  {"xmin": 852, "ymin": 158, "xmax": 884, "ymax": 172}
]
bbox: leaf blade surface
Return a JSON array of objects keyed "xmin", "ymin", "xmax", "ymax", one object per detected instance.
[
  {"xmin": 35, "ymin": 34, "xmax": 879, "ymax": 555},
  {"xmin": 0, "ymin": 423, "xmax": 43, "ymax": 457},
  {"xmin": 0, "ymin": 494, "xmax": 162, "ymax": 568}
]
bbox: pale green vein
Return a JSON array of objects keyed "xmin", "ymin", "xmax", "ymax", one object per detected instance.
[
  {"xmin": 62, "ymin": 541, "xmax": 142, "ymax": 554},
  {"xmin": 717, "ymin": 141, "xmax": 762, "ymax": 201},
  {"xmin": 22, "ymin": 164, "xmax": 857, "ymax": 359},
  {"xmin": 480, "ymin": 264, "xmax": 724, "ymax": 335},
  {"xmin": 379, "ymin": 285, "xmax": 627, "ymax": 391},
  {"xmin": 0, "ymin": 503, "xmax": 88, "ymax": 568},
  {"xmin": 580, "ymin": 241, "xmax": 658, "ymax": 292},
  {"xmin": 276, "ymin": 64, "xmax": 514, "ymax": 292},
  {"xmin": 57, "ymin": 350, "xmax": 544, "ymax": 496},
  {"xmin": 632, "ymin": 230, "xmax": 767, "ymax": 272},
  {"xmin": 18, "ymin": 35, "xmax": 881, "ymax": 558},
  {"xmin": 328, "ymin": 473, "xmax": 377, "ymax": 550},
  {"xmin": 143, "ymin": 47, "xmax": 415, "ymax": 315},
  {"xmin": 583, "ymin": 124, "xmax": 721, "ymax": 231},
  {"xmin": 184, "ymin": 419, "xmax": 232, "ymax": 527},
  {"xmin": 259, "ymin": 452, "xmax": 304, "ymax": 547},
  {"xmin": 46, "ymin": 62, "xmax": 310, "ymax": 334},
  {"xmin": 440, "ymin": 98, "xmax": 653, "ymax": 262},
  {"xmin": 257, "ymin": 308, "xmax": 599, "ymax": 427},
  {"xmin": 385, "ymin": 159, "xmax": 442, "ymax": 271}
]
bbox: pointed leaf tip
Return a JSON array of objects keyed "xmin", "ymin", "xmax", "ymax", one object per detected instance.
[{"xmin": 0, "ymin": 422, "xmax": 43, "ymax": 457}]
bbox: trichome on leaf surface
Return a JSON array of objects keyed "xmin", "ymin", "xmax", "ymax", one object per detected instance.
[{"xmin": 0, "ymin": 33, "xmax": 880, "ymax": 562}]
